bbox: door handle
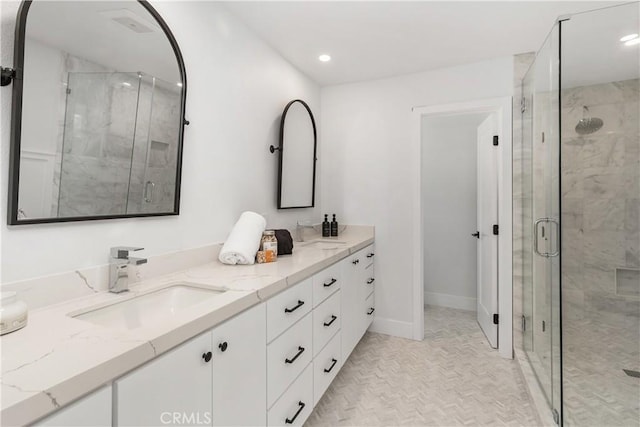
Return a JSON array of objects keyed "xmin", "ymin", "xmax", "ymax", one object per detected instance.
[
  {"xmin": 471, "ymin": 231, "xmax": 480, "ymax": 238},
  {"xmin": 534, "ymin": 218, "xmax": 560, "ymax": 258},
  {"xmin": 144, "ymin": 181, "xmax": 155, "ymax": 203},
  {"xmin": 547, "ymin": 218, "xmax": 560, "ymax": 257}
]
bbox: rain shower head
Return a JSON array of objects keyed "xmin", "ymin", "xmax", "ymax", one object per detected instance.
[{"xmin": 575, "ymin": 106, "xmax": 603, "ymax": 135}]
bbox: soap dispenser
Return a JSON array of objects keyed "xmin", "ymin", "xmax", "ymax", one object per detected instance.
[
  {"xmin": 331, "ymin": 214, "xmax": 339, "ymax": 237},
  {"xmin": 322, "ymin": 214, "xmax": 330, "ymax": 237}
]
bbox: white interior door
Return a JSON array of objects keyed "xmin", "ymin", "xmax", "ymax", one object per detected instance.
[{"xmin": 476, "ymin": 114, "xmax": 499, "ymax": 348}]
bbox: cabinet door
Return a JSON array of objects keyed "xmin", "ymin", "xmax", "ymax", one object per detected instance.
[
  {"xmin": 34, "ymin": 385, "xmax": 111, "ymax": 427},
  {"xmin": 211, "ymin": 303, "xmax": 266, "ymax": 426},
  {"xmin": 116, "ymin": 333, "xmax": 213, "ymax": 427},
  {"xmin": 341, "ymin": 250, "xmax": 363, "ymax": 360}
]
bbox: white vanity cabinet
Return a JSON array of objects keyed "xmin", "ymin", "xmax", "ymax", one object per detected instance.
[
  {"xmin": 32, "ymin": 239, "xmax": 375, "ymax": 427},
  {"xmin": 341, "ymin": 245, "xmax": 376, "ymax": 361},
  {"xmin": 115, "ymin": 303, "xmax": 266, "ymax": 427},
  {"xmin": 33, "ymin": 385, "xmax": 112, "ymax": 427}
]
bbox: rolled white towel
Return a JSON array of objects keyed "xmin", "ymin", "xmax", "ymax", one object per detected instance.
[{"xmin": 219, "ymin": 211, "xmax": 267, "ymax": 265}]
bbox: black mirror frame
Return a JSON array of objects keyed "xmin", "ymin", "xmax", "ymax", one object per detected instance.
[
  {"xmin": 276, "ymin": 99, "xmax": 317, "ymax": 210},
  {"xmin": 6, "ymin": 0, "xmax": 188, "ymax": 225}
]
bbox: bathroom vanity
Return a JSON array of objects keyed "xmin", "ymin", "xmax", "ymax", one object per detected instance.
[{"xmin": 0, "ymin": 227, "xmax": 374, "ymax": 426}]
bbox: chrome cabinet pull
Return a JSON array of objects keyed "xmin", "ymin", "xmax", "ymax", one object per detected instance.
[{"xmin": 366, "ymin": 278, "xmax": 375, "ymax": 284}]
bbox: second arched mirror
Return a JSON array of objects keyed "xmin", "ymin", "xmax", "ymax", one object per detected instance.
[{"xmin": 276, "ymin": 99, "xmax": 317, "ymax": 209}]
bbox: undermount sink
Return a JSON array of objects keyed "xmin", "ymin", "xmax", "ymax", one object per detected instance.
[
  {"xmin": 302, "ymin": 239, "xmax": 347, "ymax": 250},
  {"xmin": 72, "ymin": 284, "xmax": 226, "ymax": 330}
]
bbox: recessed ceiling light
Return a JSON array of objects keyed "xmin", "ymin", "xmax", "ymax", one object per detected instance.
[
  {"xmin": 625, "ymin": 38, "xmax": 640, "ymax": 46},
  {"xmin": 177, "ymin": 82, "xmax": 183, "ymax": 87},
  {"xmin": 122, "ymin": 82, "xmax": 132, "ymax": 87},
  {"xmin": 318, "ymin": 54, "xmax": 331, "ymax": 62},
  {"xmin": 620, "ymin": 33, "xmax": 638, "ymax": 42}
]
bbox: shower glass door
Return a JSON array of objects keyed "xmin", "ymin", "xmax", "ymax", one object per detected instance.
[
  {"xmin": 523, "ymin": 23, "xmax": 562, "ymax": 423},
  {"xmin": 57, "ymin": 71, "xmax": 141, "ymax": 217},
  {"xmin": 560, "ymin": 4, "xmax": 640, "ymax": 426}
]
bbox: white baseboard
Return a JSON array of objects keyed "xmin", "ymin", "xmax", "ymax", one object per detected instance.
[
  {"xmin": 369, "ymin": 317, "xmax": 413, "ymax": 339},
  {"xmin": 424, "ymin": 292, "xmax": 476, "ymax": 311}
]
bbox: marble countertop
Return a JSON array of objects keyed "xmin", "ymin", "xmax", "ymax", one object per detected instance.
[{"xmin": 0, "ymin": 226, "xmax": 374, "ymax": 426}]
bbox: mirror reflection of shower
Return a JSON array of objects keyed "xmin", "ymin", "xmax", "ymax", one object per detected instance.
[
  {"xmin": 56, "ymin": 71, "xmax": 181, "ymax": 217},
  {"xmin": 574, "ymin": 105, "xmax": 603, "ymax": 135}
]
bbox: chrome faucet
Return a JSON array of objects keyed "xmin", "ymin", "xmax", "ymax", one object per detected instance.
[
  {"xmin": 109, "ymin": 247, "xmax": 147, "ymax": 293},
  {"xmin": 296, "ymin": 221, "xmax": 316, "ymax": 242}
]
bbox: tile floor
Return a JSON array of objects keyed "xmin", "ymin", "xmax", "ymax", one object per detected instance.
[
  {"xmin": 306, "ymin": 306, "xmax": 540, "ymax": 426},
  {"xmin": 562, "ymin": 310, "xmax": 640, "ymax": 427}
]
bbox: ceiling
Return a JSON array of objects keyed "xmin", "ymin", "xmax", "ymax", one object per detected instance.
[
  {"xmin": 223, "ymin": 1, "xmax": 625, "ymax": 86},
  {"xmin": 26, "ymin": 1, "xmax": 180, "ymax": 84}
]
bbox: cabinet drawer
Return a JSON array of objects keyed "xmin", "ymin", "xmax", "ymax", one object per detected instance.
[
  {"xmin": 267, "ymin": 363, "xmax": 313, "ymax": 426},
  {"xmin": 364, "ymin": 292, "xmax": 375, "ymax": 330},
  {"xmin": 312, "ymin": 290, "xmax": 341, "ymax": 356},
  {"xmin": 267, "ymin": 278, "xmax": 312, "ymax": 343},
  {"xmin": 313, "ymin": 332, "xmax": 341, "ymax": 406},
  {"xmin": 312, "ymin": 262, "xmax": 341, "ymax": 307},
  {"xmin": 363, "ymin": 264, "xmax": 375, "ymax": 299},
  {"xmin": 267, "ymin": 312, "xmax": 312, "ymax": 407}
]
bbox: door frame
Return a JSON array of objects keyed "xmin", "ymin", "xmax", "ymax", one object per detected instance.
[{"xmin": 411, "ymin": 96, "xmax": 513, "ymax": 359}]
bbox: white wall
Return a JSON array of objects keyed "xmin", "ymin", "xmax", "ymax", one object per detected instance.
[
  {"xmin": 0, "ymin": 1, "xmax": 321, "ymax": 283},
  {"xmin": 422, "ymin": 113, "xmax": 488, "ymax": 311},
  {"xmin": 320, "ymin": 57, "xmax": 513, "ymax": 337}
]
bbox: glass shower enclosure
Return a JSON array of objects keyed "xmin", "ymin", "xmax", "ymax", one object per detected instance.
[
  {"xmin": 521, "ymin": 2, "xmax": 639, "ymax": 425},
  {"xmin": 56, "ymin": 71, "xmax": 181, "ymax": 217}
]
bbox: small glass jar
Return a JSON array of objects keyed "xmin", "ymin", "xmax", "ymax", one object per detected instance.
[{"xmin": 261, "ymin": 230, "xmax": 278, "ymax": 261}]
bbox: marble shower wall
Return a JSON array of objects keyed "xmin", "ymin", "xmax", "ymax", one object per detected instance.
[{"xmin": 561, "ymin": 78, "xmax": 640, "ymax": 324}]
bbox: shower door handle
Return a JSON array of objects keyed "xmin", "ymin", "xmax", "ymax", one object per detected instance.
[
  {"xmin": 534, "ymin": 218, "xmax": 546, "ymax": 257},
  {"xmin": 144, "ymin": 181, "xmax": 155, "ymax": 203},
  {"xmin": 547, "ymin": 218, "xmax": 560, "ymax": 257},
  {"xmin": 534, "ymin": 218, "xmax": 560, "ymax": 258}
]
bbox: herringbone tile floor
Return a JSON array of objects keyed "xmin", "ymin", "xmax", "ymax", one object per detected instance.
[{"xmin": 306, "ymin": 306, "xmax": 541, "ymax": 427}]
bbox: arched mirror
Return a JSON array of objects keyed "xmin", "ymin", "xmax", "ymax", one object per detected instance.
[
  {"xmin": 276, "ymin": 99, "xmax": 317, "ymax": 209},
  {"xmin": 7, "ymin": 0, "xmax": 187, "ymax": 224}
]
